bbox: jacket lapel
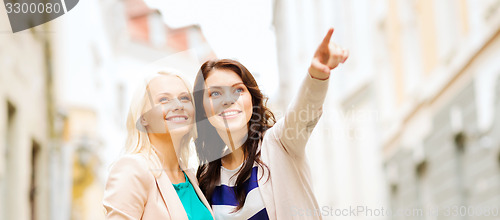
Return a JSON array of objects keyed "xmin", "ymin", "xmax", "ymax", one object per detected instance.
[
  {"xmin": 155, "ymin": 171, "xmax": 189, "ymax": 220},
  {"xmin": 185, "ymin": 171, "xmax": 215, "ymax": 217},
  {"xmin": 258, "ymin": 148, "xmax": 277, "ymax": 220}
]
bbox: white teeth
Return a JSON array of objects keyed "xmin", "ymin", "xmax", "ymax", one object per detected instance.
[
  {"xmin": 167, "ymin": 116, "xmax": 187, "ymax": 121},
  {"xmin": 221, "ymin": 111, "xmax": 239, "ymax": 117}
]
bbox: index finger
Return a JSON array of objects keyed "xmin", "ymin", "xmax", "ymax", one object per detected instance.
[{"xmin": 320, "ymin": 28, "xmax": 334, "ymax": 47}]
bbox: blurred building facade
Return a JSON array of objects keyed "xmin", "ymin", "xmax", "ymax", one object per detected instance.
[
  {"xmin": 274, "ymin": 0, "xmax": 500, "ymax": 219},
  {"xmin": 0, "ymin": 4, "xmax": 53, "ymax": 220},
  {"xmin": 2, "ymin": 0, "xmax": 211, "ymax": 220},
  {"xmin": 380, "ymin": 0, "xmax": 500, "ymax": 219}
]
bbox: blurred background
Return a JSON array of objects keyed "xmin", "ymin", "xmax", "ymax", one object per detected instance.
[{"xmin": 1, "ymin": 0, "xmax": 500, "ymax": 219}]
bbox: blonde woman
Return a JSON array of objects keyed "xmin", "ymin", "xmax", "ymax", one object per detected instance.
[{"xmin": 103, "ymin": 70, "xmax": 214, "ymax": 220}]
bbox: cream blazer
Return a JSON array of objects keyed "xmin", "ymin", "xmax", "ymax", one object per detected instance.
[
  {"xmin": 102, "ymin": 153, "xmax": 213, "ymax": 219},
  {"xmin": 254, "ymin": 74, "xmax": 329, "ymax": 220}
]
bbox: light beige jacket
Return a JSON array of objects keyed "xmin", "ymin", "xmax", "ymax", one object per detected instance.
[
  {"xmin": 255, "ymin": 74, "xmax": 328, "ymax": 220},
  {"xmin": 102, "ymin": 153, "xmax": 214, "ymax": 219}
]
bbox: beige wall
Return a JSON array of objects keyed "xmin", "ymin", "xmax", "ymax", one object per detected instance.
[{"xmin": 0, "ymin": 8, "xmax": 52, "ymax": 220}]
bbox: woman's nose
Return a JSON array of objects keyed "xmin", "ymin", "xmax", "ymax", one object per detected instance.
[
  {"xmin": 172, "ymin": 98, "xmax": 184, "ymax": 110},
  {"xmin": 221, "ymin": 92, "xmax": 238, "ymax": 106}
]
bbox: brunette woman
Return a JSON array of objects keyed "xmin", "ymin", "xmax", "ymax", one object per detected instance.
[{"xmin": 194, "ymin": 28, "xmax": 348, "ymax": 219}]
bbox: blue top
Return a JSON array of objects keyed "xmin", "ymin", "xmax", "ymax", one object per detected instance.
[
  {"xmin": 173, "ymin": 172, "xmax": 214, "ymax": 220},
  {"xmin": 211, "ymin": 164, "xmax": 269, "ymax": 220}
]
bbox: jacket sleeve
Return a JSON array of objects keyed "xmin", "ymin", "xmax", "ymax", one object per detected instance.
[
  {"xmin": 271, "ymin": 73, "xmax": 329, "ymax": 158},
  {"xmin": 103, "ymin": 155, "xmax": 153, "ymax": 220}
]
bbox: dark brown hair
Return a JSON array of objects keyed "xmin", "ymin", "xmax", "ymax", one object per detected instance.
[{"xmin": 194, "ymin": 59, "xmax": 275, "ymax": 212}]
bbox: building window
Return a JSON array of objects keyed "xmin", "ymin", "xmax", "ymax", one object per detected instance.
[
  {"xmin": 390, "ymin": 183, "xmax": 399, "ymax": 220},
  {"xmin": 30, "ymin": 140, "xmax": 40, "ymax": 220},
  {"xmin": 4, "ymin": 100, "xmax": 17, "ymax": 220},
  {"xmin": 497, "ymin": 148, "xmax": 500, "ymax": 165},
  {"xmin": 6, "ymin": 101, "xmax": 16, "ymax": 159},
  {"xmin": 416, "ymin": 160, "xmax": 432, "ymax": 215},
  {"xmin": 148, "ymin": 11, "xmax": 166, "ymax": 47},
  {"xmin": 391, "ymin": 184, "xmax": 398, "ymax": 197},
  {"xmin": 416, "ymin": 160, "xmax": 427, "ymax": 177},
  {"xmin": 454, "ymin": 131, "xmax": 467, "ymax": 152},
  {"xmin": 386, "ymin": 161, "xmax": 399, "ymax": 218},
  {"xmin": 6, "ymin": 100, "xmax": 16, "ymax": 168},
  {"xmin": 453, "ymin": 130, "xmax": 468, "ymax": 208}
]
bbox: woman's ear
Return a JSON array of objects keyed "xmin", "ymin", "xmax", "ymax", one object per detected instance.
[{"xmin": 140, "ymin": 115, "xmax": 149, "ymax": 127}]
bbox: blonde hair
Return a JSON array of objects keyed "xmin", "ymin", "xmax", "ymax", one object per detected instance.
[{"xmin": 125, "ymin": 68, "xmax": 195, "ymax": 177}]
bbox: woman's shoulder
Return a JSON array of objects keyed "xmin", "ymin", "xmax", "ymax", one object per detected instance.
[
  {"xmin": 112, "ymin": 153, "xmax": 150, "ymax": 167},
  {"xmin": 108, "ymin": 153, "xmax": 156, "ymax": 182},
  {"xmin": 103, "ymin": 153, "xmax": 156, "ymax": 215},
  {"xmin": 261, "ymin": 118, "xmax": 283, "ymax": 139}
]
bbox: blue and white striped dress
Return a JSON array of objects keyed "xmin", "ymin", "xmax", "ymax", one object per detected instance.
[{"xmin": 211, "ymin": 163, "xmax": 269, "ymax": 220}]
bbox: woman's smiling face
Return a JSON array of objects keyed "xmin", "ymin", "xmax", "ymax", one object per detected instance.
[
  {"xmin": 142, "ymin": 75, "xmax": 194, "ymax": 136},
  {"xmin": 203, "ymin": 69, "xmax": 253, "ymax": 133}
]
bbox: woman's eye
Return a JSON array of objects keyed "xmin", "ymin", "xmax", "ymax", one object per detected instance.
[
  {"xmin": 159, "ymin": 97, "xmax": 169, "ymax": 103},
  {"xmin": 210, "ymin": 91, "xmax": 221, "ymax": 97},
  {"xmin": 235, "ymin": 88, "xmax": 244, "ymax": 93},
  {"xmin": 180, "ymin": 96, "xmax": 191, "ymax": 101}
]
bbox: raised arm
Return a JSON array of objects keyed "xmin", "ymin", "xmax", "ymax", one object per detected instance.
[{"xmin": 272, "ymin": 28, "xmax": 349, "ymax": 157}]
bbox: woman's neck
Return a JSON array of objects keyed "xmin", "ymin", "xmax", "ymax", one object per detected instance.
[
  {"xmin": 216, "ymin": 126, "xmax": 248, "ymax": 153},
  {"xmin": 221, "ymin": 145, "xmax": 245, "ymax": 170},
  {"xmin": 217, "ymin": 127, "xmax": 248, "ymax": 170},
  {"xmin": 148, "ymin": 133, "xmax": 182, "ymax": 172}
]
